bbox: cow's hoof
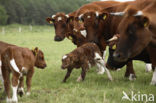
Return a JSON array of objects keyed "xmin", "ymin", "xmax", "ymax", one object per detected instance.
[
  {"xmin": 77, "ymin": 76, "xmax": 82, "ymax": 82},
  {"xmin": 129, "ymin": 74, "xmax": 136, "ymax": 81},
  {"xmin": 26, "ymin": 92, "xmax": 30, "ymax": 96},
  {"xmin": 150, "ymin": 81, "xmax": 156, "ymax": 86},
  {"xmin": 18, "ymin": 88, "xmax": 25, "ymax": 97},
  {"xmin": 12, "ymin": 97, "xmax": 18, "ymax": 103}
]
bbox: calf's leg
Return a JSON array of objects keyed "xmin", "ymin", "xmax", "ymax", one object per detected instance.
[
  {"xmin": 26, "ymin": 69, "xmax": 34, "ymax": 96},
  {"xmin": 63, "ymin": 68, "xmax": 73, "ymax": 82},
  {"xmin": 18, "ymin": 76, "xmax": 25, "ymax": 97}
]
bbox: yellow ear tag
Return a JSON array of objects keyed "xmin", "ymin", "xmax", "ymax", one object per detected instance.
[
  {"xmin": 112, "ymin": 44, "xmax": 116, "ymax": 50},
  {"xmin": 68, "ymin": 36, "xmax": 73, "ymax": 40},
  {"xmin": 49, "ymin": 21, "xmax": 53, "ymax": 24},
  {"xmin": 70, "ymin": 19, "xmax": 73, "ymax": 22},
  {"xmin": 144, "ymin": 22, "xmax": 148, "ymax": 27},
  {"xmin": 103, "ymin": 15, "xmax": 107, "ymax": 20},
  {"xmin": 79, "ymin": 20, "xmax": 83, "ymax": 24}
]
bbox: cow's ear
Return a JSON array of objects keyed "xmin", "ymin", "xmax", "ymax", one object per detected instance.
[
  {"xmin": 46, "ymin": 17, "xmax": 54, "ymax": 24},
  {"xmin": 138, "ymin": 16, "xmax": 149, "ymax": 28},
  {"xmin": 99, "ymin": 13, "xmax": 108, "ymax": 20},
  {"xmin": 67, "ymin": 16, "xmax": 74, "ymax": 23},
  {"xmin": 32, "ymin": 47, "xmax": 39, "ymax": 56}
]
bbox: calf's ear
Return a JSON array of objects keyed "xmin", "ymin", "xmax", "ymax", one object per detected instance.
[
  {"xmin": 46, "ymin": 17, "xmax": 54, "ymax": 24},
  {"xmin": 67, "ymin": 16, "xmax": 74, "ymax": 23},
  {"xmin": 32, "ymin": 47, "xmax": 39, "ymax": 56}
]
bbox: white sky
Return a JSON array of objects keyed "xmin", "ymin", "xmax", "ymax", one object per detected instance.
[{"xmin": 101, "ymin": 0, "xmax": 135, "ymax": 2}]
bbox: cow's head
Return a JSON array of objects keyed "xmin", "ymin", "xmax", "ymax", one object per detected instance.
[
  {"xmin": 73, "ymin": 11, "xmax": 108, "ymax": 43},
  {"xmin": 113, "ymin": 8, "xmax": 152, "ymax": 62},
  {"xmin": 46, "ymin": 12, "xmax": 74, "ymax": 41},
  {"xmin": 61, "ymin": 54, "xmax": 78, "ymax": 69},
  {"xmin": 32, "ymin": 47, "xmax": 47, "ymax": 69}
]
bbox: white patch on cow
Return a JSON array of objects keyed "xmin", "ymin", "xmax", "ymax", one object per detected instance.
[
  {"xmin": 95, "ymin": 12, "xmax": 99, "ymax": 17},
  {"xmin": 73, "ymin": 28, "xmax": 78, "ymax": 32},
  {"xmin": 6, "ymin": 97, "xmax": 12, "ymax": 103},
  {"xmin": 0, "ymin": 60, "xmax": 4, "ymax": 85},
  {"xmin": 105, "ymin": 67, "xmax": 113, "ymax": 81},
  {"xmin": 145, "ymin": 63, "xmax": 152, "ymax": 72},
  {"xmin": 96, "ymin": 63, "xmax": 105, "ymax": 74},
  {"xmin": 80, "ymin": 30, "xmax": 87, "ymax": 38},
  {"xmin": 110, "ymin": 12, "xmax": 125, "ymax": 16},
  {"xmin": 62, "ymin": 55, "xmax": 67, "ymax": 60},
  {"xmin": 26, "ymin": 92, "xmax": 31, "ymax": 96},
  {"xmin": 12, "ymin": 86, "xmax": 18, "ymax": 102},
  {"xmin": 151, "ymin": 67, "xmax": 156, "ymax": 85},
  {"xmin": 18, "ymin": 87, "xmax": 25, "ymax": 95},
  {"xmin": 103, "ymin": 50, "xmax": 106, "ymax": 60},
  {"xmin": 87, "ymin": 16, "xmax": 91, "ymax": 19},
  {"xmin": 134, "ymin": 11, "xmax": 143, "ymax": 16},
  {"xmin": 10, "ymin": 59, "xmax": 20, "ymax": 73},
  {"xmin": 78, "ymin": 14, "xmax": 84, "ymax": 19},
  {"xmin": 52, "ymin": 15, "xmax": 56, "ymax": 19},
  {"xmin": 129, "ymin": 74, "xmax": 136, "ymax": 81},
  {"xmin": 77, "ymin": 75, "xmax": 82, "ymax": 82},
  {"xmin": 88, "ymin": 61, "xmax": 91, "ymax": 68},
  {"xmin": 94, "ymin": 52, "xmax": 103, "ymax": 63},
  {"xmin": 66, "ymin": 15, "xmax": 69, "ymax": 18},
  {"xmin": 58, "ymin": 17, "xmax": 62, "ymax": 21}
]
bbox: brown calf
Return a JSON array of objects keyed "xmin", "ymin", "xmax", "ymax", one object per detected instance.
[
  {"xmin": 1, "ymin": 46, "xmax": 47, "ymax": 103},
  {"xmin": 61, "ymin": 43, "xmax": 112, "ymax": 82}
]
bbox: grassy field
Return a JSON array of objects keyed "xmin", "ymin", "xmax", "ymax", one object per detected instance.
[{"xmin": 0, "ymin": 24, "xmax": 155, "ymax": 103}]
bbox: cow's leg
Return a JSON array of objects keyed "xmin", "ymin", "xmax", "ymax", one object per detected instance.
[
  {"xmin": 125, "ymin": 61, "xmax": 136, "ymax": 81},
  {"xmin": 11, "ymin": 73, "xmax": 20, "ymax": 103},
  {"xmin": 0, "ymin": 67, "xmax": 4, "ymax": 89},
  {"xmin": 96, "ymin": 63, "xmax": 105, "ymax": 75},
  {"xmin": 151, "ymin": 67, "xmax": 156, "ymax": 85},
  {"xmin": 145, "ymin": 63, "xmax": 152, "ymax": 72},
  {"xmin": 2, "ymin": 67, "xmax": 12, "ymax": 103},
  {"xmin": 63, "ymin": 68, "xmax": 73, "ymax": 82},
  {"xmin": 26, "ymin": 69, "xmax": 34, "ymax": 96},
  {"xmin": 18, "ymin": 76, "xmax": 25, "ymax": 97}
]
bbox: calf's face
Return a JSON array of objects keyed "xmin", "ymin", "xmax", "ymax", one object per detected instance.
[
  {"xmin": 114, "ymin": 10, "xmax": 152, "ymax": 62},
  {"xmin": 33, "ymin": 47, "xmax": 47, "ymax": 69}
]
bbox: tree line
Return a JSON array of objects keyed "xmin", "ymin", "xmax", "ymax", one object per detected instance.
[{"xmin": 0, "ymin": 0, "xmax": 98, "ymax": 25}]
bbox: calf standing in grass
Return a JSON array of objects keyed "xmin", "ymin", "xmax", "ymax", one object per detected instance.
[
  {"xmin": 61, "ymin": 43, "xmax": 112, "ymax": 82},
  {"xmin": 1, "ymin": 46, "xmax": 47, "ymax": 103}
]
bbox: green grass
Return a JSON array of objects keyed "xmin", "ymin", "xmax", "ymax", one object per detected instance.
[{"xmin": 0, "ymin": 24, "xmax": 155, "ymax": 103}]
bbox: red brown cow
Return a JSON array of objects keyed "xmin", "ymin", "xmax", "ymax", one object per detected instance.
[
  {"xmin": 46, "ymin": 11, "xmax": 76, "ymax": 41},
  {"xmin": 61, "ymin": 43, "xmax": 112, "ymax": 82},
  {"xmin": 112, "ymin": 1, "xmax": 156, "ymax": 85},
  {"xmin": 1, "ymin": 46, "xmax": 47, "ymax": 103}
]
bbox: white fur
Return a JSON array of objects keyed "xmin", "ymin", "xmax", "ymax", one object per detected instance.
[
  {"xmin": 18, "ymin": 87, "xmax": 25, "ymax": 94},
  {"xmin": 52, "ymin": 15, "xmax": 56, "ymax": 19},
  {"xmin": 145, "ymin": 63, "xmax": 152, "ymax": 72},
  {"xmin": 134, "ymin": 11, "xmax": 143, "ymax": 16},
  {"xmin": 26, "ymin": 92, "xmax": 31, "ymax": 96},
  {"xmin": 78, "ymin": 14, "xmax": 83, "ymax": 19},
  {"xmin": 0, "ymin": 60, "xmax": 4, "ymax": 85},
  {"xmin": 66, "ymin": 15, "xmax": 69, "ymax": 18},
  {"xmin": 62, "ymin": 55, "xmax": 67, "ymax": 60},
  {"xmin": 6, "ymin": 97, "xmax": 12, "ymax": 103},
  {"xmin": 129, "ymin": 74, "xmax": 136, "ymax": 81},
  {"xmin": 80, "ymin": 30, "xmax": 87, "ymax": 38},
  {"xmin": 94, "ymin": 52, "xmax": 104, "ymax": 65},
  {"xmin": 110, "ymin": 12, "xmax": 125, "ymax": 16},
  {"xmin": 95, "ymin": 12, "xmax": 99, "ymax": 17},
  {"xmin": 96, "ymin": 63, "xmax": 105, "ymax": 74},
  {"xmin": 88, "ymin": 61, "xmax": 91, "ymax": 68},
  {"xmin": 10, "ymin": 59, "xmax": 20, "ymax": 73},
  {"xmin": 151, "ymin": 67, "xmax": 156, "ymax": 85},
  {"xmin": 103, "ymin": 50, "xmax": 106, "ymax": 60},
  {"xmin": 73, "ymin": 28, "xmax": 78, "ymax": 32},
  {"xmin": 105, "ymin": 67, "xmax": 113, "ymax": 81},
  {"xmin": 12, "ymin": 86, "xmax": 18, "ymax": 103},
  {"xmin": 77, "ymin": 76, "xmax": 82, "ymax": 82},
  {"xmin": 87, "ymin": 16, "xmax": 91, "ymax": 19},
  {"xmin": 58, "ymin": 17, "xmax": 62, "ymax": 21}
]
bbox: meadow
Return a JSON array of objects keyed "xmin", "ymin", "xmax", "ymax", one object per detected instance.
[{"xmin": 0, "ymin": 24, "xmax": 155, "ymax": 103}]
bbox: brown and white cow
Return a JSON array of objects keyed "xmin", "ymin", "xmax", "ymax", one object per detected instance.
[
  {"xmin": 1, "ymin": 46, "xmax": 47, "ymax": 103},
  {"xmin": 112, "ymin": 1, "xmax": 156, "ymax": 85},
  {"xmin": 61, "ymin": 43, "xmax": 112, "ymax": 82}
]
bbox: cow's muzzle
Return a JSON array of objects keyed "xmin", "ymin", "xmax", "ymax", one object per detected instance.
[{"xmin": 54, "ymin": 36, "xmax": 63, "ymax": 41}]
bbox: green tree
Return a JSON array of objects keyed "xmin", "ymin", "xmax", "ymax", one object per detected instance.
[{"xmin": 0, "ymin": 5, "xmax": 8, "ymax": 25}]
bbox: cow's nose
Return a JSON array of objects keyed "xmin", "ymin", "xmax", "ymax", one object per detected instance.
[
  {"xmin": 44, "ymin": 64, "xmax": 47, "ymax": 67},
  {"xmin": 54, "ymin": 36, "xmax": 62, "ymax": 41}
]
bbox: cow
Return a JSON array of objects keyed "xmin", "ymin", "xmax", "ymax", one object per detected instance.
[
  {"xmin": 61, "ymin": 43, "xmax": 112, "ymax": 82},
  {"xmin": 111, "ymin": 1, "xmax": 156, "ymax": 85},
  {"xmin": 46, "ymin": 11, "xmax": 76, "ymax": 41},
  {"xmin": 1, "ymin": 46, "xmax": 47, "ymax": 103}
]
